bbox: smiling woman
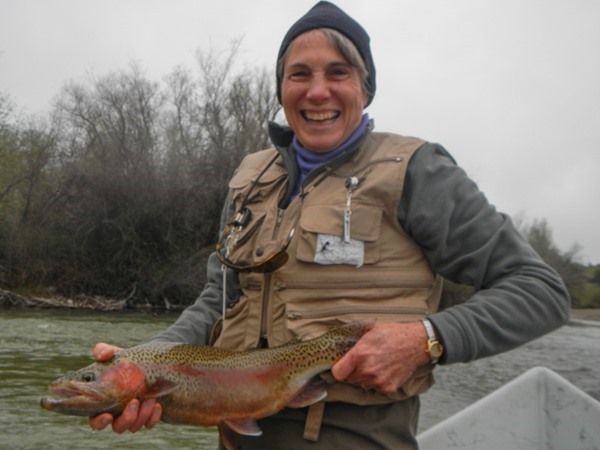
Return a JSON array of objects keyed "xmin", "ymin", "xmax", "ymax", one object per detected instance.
[
  {"xmin": 85, "ymin": 2, "xmax": 570, "ymax": 449},
  {"xmin": 280, "ymin": 30, "xmax": 367, "ymax": 152}
]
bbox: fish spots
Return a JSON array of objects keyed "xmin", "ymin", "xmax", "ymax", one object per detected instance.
[{"xmin": 42, "ymin": 322, "xmax": 372, "ymax": 426}]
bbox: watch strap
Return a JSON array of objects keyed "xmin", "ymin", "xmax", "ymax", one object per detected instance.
[{"xmin": 421, "ymin": 319, "xmax": 442, "ymax": 364}]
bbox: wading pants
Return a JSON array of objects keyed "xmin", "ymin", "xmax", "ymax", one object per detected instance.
[{"xmin": 221, "ymin": 397, "xmax": 420, "ymax": 450}]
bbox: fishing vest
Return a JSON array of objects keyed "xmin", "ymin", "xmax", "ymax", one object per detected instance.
[{"xmin": 214, "ymin": 131, "xmax": 443, "ymax": 406}]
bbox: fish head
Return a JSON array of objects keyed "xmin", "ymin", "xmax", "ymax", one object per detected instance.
[{"xmin": 40, "ymin": 356, "xmax": 147, "ymax": 417}]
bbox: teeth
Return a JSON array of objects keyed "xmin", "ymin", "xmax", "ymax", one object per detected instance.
[{"xmin": 304, "ymin": 111, "xmax": 339, "ymax": 121}]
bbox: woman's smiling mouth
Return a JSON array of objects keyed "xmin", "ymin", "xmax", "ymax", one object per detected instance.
[{"xmin": 302, "ymin": 110, "xmax": 341, "ymax": 122}]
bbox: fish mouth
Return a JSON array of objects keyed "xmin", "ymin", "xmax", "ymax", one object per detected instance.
[
  {"xmin": 48, "ymin": 381, "xmax": 105, "ymax": 401},
  {"xmin": 40, "ymin": 382, "xmax": 118, "ymax": 416},
  {"xmin": 49, "ymin": 386, "xmax": 90, "ymax": 399}
]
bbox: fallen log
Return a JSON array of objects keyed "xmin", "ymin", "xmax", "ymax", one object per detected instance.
[{"xmin": 0, "ymin": 289, "xmax": 127, "ymax": 311}]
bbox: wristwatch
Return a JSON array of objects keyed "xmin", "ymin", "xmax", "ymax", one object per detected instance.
[{"xmin": 421, "ymin": 319, "xmax": 443, "ymax": 364}]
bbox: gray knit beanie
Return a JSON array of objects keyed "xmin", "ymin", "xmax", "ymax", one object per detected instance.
[{"xmin": 276, "ymin": 1, "xmax": 376, "ymax": 106}]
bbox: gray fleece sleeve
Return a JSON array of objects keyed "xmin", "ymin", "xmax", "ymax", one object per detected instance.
[{"xmin": 399, "ymin": 143, "xmax": 570, "ymax": 364}]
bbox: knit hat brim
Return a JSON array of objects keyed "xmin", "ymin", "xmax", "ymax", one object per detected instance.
[{"xmin": 276, "ymin": 1, "xmax": 376, "ymax": 107}]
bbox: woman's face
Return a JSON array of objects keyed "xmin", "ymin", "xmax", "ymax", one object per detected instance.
[{"xmin": 281, "ymin": 30, "xmax": 367, "ymax": 153}]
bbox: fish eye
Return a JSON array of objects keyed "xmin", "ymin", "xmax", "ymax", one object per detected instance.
[{"xmin": 81, "ymin": 372, "xmax": 96, "ymax": 382}]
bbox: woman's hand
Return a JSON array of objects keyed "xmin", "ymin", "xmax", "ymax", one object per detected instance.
[
  {"xmin": 88, "ymin": 343, "xmax": 162, "ymax": 433},
  {"xmin": 331, "ymin": 322, "xmax": 431, "ymax": 394}
]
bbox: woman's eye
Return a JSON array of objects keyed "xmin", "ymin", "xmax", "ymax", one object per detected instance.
[
  {"xmin": 329, "ymin": 68, "xmax": 351, "ymax": 79},
  {"xmin": 288, "ymin": 71, "xmax": 309, "ymax": 80}
]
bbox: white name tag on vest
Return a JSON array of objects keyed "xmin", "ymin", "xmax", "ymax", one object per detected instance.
[{"xmin": 314, "ymin": 234, "xmax": 364, "ymax": 268}]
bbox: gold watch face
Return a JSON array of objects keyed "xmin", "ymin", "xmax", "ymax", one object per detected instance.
[{"xmin": 427, "ymin": 341, "xmax": 443, "ymax": 359}]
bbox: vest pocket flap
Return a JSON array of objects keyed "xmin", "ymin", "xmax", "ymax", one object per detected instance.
[
  {"xmin": 296, "ymin": 203, "xmax": 383, "ymax": 265},
  {"xmin": 299, "ymin": 203, "xmax": 383, "ymax": 242},
  {"xmin": 218, "ymin": 211, "xmax": 279, "ymax": 268}
]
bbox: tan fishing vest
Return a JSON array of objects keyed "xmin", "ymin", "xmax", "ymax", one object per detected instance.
[{"xmin": 214, "ymin": 131, "xmax": 443, "ymax": 406}]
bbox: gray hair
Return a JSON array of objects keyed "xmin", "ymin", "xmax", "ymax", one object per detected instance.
[{"xmin": 276, "ymin": 28, "xmax": 370, "ymax": 98}]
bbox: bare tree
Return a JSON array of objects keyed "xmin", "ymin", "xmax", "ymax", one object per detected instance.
[
  {"xmin": 162, "ymin": 42, "xmax": 279, "ymax": 244},
  {"xmin": 2, "ymin": 42, "xmax": 280, "ymax": 307}
]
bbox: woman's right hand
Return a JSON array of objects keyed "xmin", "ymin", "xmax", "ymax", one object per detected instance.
[{"xmin": 88, "ymin": 343, "xmax": 163, "ymax": 433}]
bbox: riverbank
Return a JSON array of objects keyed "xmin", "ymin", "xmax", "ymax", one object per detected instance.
[
  {"xmin": 569, "ymin": 308, "xmax": 600, "ymax": 322},
  {"xmin": 2, "ymin": 287, "xmax": 598, "ymax": 320},
  {"xmin": 0, "ymin": 288, "xmax": 177, "ymax": 311}
]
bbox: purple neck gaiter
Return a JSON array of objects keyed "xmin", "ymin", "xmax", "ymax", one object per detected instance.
[{"xmin": 292, "ymin": 114, "xmax": 369, "ymax": 194}]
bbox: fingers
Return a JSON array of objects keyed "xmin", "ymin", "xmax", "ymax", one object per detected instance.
[
  {"xmin": 127, "ymin": 399, "xmax": 159, "ymax": 433},
  {"xmin": 334, "ymin": 351, "xmax": 406, "ymax": 394},
  {"xmin": 112, "ymin": 399, "xmax": 141, "ymax": 433},
  {"xmin": 331, "ymin": 322, "xmax": 429, "ymax": 394},
  {"xmin": 332, "ymin": 348, "xmax": 377, "ymax": 389},
  {"xmin": 92, "ymin": 343, "xmax": 122, "ymax": 362},
  {"xmin": 331, "ymin": 351, "xmax": 357, "ymax": 382},
  {"xmin": 146, "ymin": 402, "xmax": 163, "ymax": 430},
  {"xmin": 89, "ymin": 413, "xmax": 113, "ymax": 431},
  {"xmin": 88, "ymin": 399, "xmax": 162, "ymax": 434}
]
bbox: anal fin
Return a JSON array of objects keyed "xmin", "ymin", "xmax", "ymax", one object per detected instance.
[
  {"xmin": 223, "ymin": 417, "xmax": 262, "ymax": 436},
  {"xmin": 287, "ymin": 377, "xmax": 328, "ymax": 408}
]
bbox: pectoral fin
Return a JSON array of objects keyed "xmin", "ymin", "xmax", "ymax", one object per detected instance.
[{"xmin": 141, "ymin": 379, "xmax": 179, "ymax": 399}]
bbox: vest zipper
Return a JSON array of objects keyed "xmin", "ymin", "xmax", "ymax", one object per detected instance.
[
  {"xmin": 286, "ymin": 306, "xmax": 429, "ymax": 321},
  {"xmin": 260, "ymin": 272, "xmax": 273, "ymax": 342},
  {"xmin": 274, "ymin": 279, "xmax": 433, "ymax": 290},
  {"xmin": 241, "ymin": 278, "xmax": 433, "ymax": 291},
  {"xmin": 261, "ymin": 208, "xmax": 285, "ymax": 342},
  {"xmin": 272, "ymin": 208, "xmax": 285, "ymax": 239},
  {"xmin": 276, "ymin": 278, "xmax": 432, "ymax": 321}
]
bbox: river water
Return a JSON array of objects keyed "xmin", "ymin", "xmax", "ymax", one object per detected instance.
[{"xmin": 1, "ymin": 309, "xmax": 598, "ymax": 449}]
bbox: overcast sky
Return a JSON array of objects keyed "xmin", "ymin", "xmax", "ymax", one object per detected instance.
[{"xmin": 1, "ymin": 0, "xmax": 599, "ymax": 263}]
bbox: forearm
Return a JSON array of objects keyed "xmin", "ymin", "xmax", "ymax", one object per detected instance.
[
  {"xmin": 429, "ymin": 223, "xmax": 570, "ymax": 363},
  {"xmin": 400, "ymin": 143, "xmax": 570, "ymax": 364}
]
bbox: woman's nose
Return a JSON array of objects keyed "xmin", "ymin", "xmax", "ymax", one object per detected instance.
[{"xmin": 306, "ymin": 74, "xmax": 330, "ymax": 102}]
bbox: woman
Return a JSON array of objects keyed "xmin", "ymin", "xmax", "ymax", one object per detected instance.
[{"xmin": 90, "ymin": 2, "xmax": 570, "ymax": 448}]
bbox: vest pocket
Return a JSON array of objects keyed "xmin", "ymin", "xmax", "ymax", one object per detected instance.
[
  {"xmin": 272, "ymin": 273, "xmax": 434, "ymax": 341},
  {"xmin": 296, "ymin": 203, "xmax": 383, "ymax": 265},
  {"xmin": 218, "ymin": 211, "xmax": 267, "ymax": 269},
  {"xmin": 284, "ymin": 302, "xmax": 430, "ymax": 341},
  {"xmin": 213, "ymin": 293, "xmax": 254, "ymax": 350}
]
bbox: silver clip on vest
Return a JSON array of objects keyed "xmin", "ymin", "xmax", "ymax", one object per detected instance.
[{"xmin": 343, "ymin": 176, "xmax": 360, "ymax": 243}]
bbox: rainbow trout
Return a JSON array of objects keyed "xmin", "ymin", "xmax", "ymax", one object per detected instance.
[{"xmin": 41, "ymin": 321, "xmax": 372, "ymax": 447}]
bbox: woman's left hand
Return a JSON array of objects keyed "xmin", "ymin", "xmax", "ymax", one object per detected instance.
[{"xmin": 331, "ymin": 321, "xmax": 431, "ymax": 394}]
